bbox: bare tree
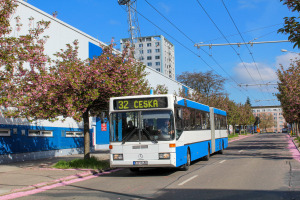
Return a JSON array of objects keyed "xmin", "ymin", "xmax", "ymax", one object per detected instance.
[
  {"xmin": 177, "ymin": 70, "xmax": 226, "ymax": 98},
  {"xmin": 259, "ymin": 113, "xmax": 276, "ymax": 133}
]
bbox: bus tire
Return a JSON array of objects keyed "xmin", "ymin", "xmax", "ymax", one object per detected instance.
[
  {"xmin": 129, "ymin": 168, "xmax": 140, "ymax": 172},
  {"xmin": 180, "ymin": 150, "xmax": 191, "ymax": 171},
  {"xmin": 203, "ymin": 145, "xmax": 210, "ymax": 161}
]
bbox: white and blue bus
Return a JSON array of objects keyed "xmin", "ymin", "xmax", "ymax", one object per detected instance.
[{"xmin": 109, "ymin": 94, "xmax": 228, "ymax": 171}]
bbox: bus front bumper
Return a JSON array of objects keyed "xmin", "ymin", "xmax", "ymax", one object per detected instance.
[{"xmin": 110, "ymin": 160, "xmax": 176, "ymax": 168}]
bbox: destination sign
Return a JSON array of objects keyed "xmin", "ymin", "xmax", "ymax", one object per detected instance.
[{"xmin": 113, "ymin": 97, "xmax": 168, "ymax": 110}]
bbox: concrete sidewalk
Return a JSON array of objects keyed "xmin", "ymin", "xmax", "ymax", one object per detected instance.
[{"xmin": 0, "ymin": 150, "xmax": 110, "ymax": 198}]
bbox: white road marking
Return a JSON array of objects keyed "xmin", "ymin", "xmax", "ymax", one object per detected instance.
[
  {"xmin": 219, "ymin": 160, "xmax": 226, "ymax": 164},
  {"xmin": 238, "ymin": 150, "xmax": 243, "ymax": 153},
  {"xmin": 178, "ymin": 175, "xmax": 198, "ymax": 186}
]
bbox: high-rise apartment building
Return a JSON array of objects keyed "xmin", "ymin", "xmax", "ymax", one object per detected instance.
[{"xmin": 120, "ymin": 35, "xmax": 175, "ymax": 79}]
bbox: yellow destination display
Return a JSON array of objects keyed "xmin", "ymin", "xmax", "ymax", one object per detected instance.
[{"xmin": 114, "ymin": 97, "xmax": 168, "ymax": 110}]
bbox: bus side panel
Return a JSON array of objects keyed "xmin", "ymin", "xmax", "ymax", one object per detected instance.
[
  {"xmin": 175, "ymin": 145, "xmax": 188, "ymax": 167},
  {"xmin": 189, "ymin": 141, "xmax": 210, "ymax": 161},
  {"xmin": 215, "ymin": 138, "xmax": 228, "ymax": 152},
  {"xmin": 223, "ymin": 137, "xmax": 228, "ymax": 149},
  {"xmin": 215, "ymin": 138, "xmax": 222, "ymax": 152}
]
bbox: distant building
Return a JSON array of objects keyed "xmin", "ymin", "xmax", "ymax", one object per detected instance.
[
  {"xmin": 120, "ymin": 35, "xmax": 175, "ymax": 79},
  {"xmin": 251, "ymin": 106, "xmax": 287, "ymax": 133}
]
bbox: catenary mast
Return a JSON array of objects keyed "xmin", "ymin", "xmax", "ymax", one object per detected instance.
[{"xmin": 118, "ymin": 0, "xmax": 141, "ymax": 45}]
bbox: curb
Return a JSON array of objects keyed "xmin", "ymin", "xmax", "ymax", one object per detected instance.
[
  {"xmin": 287, "ymin": 134, "xmax": 300, "ymax": 153},
  {"xmin": 0, "ymin": 168, "xmax": 121, "ymax": 200},
  {"xmin": 286, "ymin": 134, "xmax": 300, "ymax": 163}
]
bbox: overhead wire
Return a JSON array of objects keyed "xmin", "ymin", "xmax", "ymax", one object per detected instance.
[
  {"xmin": 144, "ymin": 0, "xmax": 195, "ymax": 44},
  {"xmin": 143, "ymin": 0, "xmax": 251, "ymax": 97},
  {"xmin": 140, "ymin": 1, "xmax": 255, "ymax": 102},
  {"xmin": 203, "ymin": 23, "xmax": 282, "ymax": 44},
  {"xmin": 196, "ymin": 0, "xmax": 268, "ymax": 104},
  {"xmin": 221, "ymin": 0, "xmax": 278, "ymax": 106},
  {"xmin": 144, "ymin": 1, "xmax": 235, "ymax": 82}
]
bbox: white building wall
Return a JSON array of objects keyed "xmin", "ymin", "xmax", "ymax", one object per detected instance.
[
  {"xmin": 145, "ymin": 67, "xmax": 188, "ymax": 95},
  {"xmin": 11, "ymin": 0, "xmax": 103, "ymax": 61}
]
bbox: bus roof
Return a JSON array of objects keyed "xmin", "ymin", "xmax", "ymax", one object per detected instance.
[{"xmin": 213, "ymin": 108, "xmax": 227, "ymax": 116}]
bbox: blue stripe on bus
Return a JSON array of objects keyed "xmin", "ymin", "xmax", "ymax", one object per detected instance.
[
  {"xmin": 177, "ymin": 99, "xmax": 210, "ymax": 112},
  {"xmin": 186, "ymin": 100, "xmax": 210, "ymax": 112},
  {"xmin": 223, "ymin": 137, "xmax": 228, "ymax": 148},
  {"xmin": 213, "ymin": 108, "xmax": 227, "ymax": 116},
  {"xmin": 175, "ymin": 145, "xmax": 188, "ymax": 167},
  {"xmin": 177, "ymin": 99, "xmax": 185, "ymax": 106},
  {"xmin": 215, "ymin": 138, "xmax": 228, "ymax": 152},
  {"xmin": 175, "ymin": 140, "xmax": 211, "ymax": 167}
]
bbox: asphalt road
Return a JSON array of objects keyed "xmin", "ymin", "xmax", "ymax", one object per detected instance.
[{"xmin": 17, "ymin": 133, "xmax": 300, "ymax": 200}]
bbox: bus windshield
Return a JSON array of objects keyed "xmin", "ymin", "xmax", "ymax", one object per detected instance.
[{"xmin": 110, "ymin": 110, "xmax": 175, "ymax": 143}]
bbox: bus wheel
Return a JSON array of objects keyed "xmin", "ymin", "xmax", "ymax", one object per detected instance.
[
  {"xmin": 129, "ymin": 168, "xmax": 140, "ymax": 172},
  {"xmin": 180, "ymin": 150, "xmax": 191, "ymax": 171},
  {"xmin": 203, "ymin": 146, "xmax": 210, "ymax": 161}
]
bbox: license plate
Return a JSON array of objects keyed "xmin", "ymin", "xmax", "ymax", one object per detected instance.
[{"xmin": 133, "ymin": 161, "xmax": 148, "ymax": 165}]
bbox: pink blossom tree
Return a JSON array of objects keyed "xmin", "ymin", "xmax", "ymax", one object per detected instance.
[
  {"xmin": 1, "ymin": 0, "xmax": 50, "ymax": 106},
  {"xmin": 277, "ymin": 58, "xmax": 300, "ymax": 136},
  {"xmin": 4, "ymin": 39, "xmax": 151, "ymax": 159},
  {"xmin": 1, "ymin": 0, "xmax": 152, "ymax": 159}
]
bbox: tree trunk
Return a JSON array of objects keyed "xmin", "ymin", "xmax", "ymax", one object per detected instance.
[
  {"xmin": 293, "ymin": 123, "xmax": 296, "ymax": 137},
  {"xmin": 83, "ymin": 110, "xmax": 90, "ymax": 160},
  {"xmin": 297, "ymin": 122, "xmax": 300, "ymax": 138}
]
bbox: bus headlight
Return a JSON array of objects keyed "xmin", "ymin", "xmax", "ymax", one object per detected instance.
[
  {"xmin": 159, "ymin": 153, "xmax": 170, "ymax": 159},
  {"xmin": 113, "ymin": 154, "xmax": 123, "ymax": 160}
]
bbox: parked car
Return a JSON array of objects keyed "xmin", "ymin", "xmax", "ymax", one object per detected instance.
[{"xmin": 282, "ymin": 128, "xmax": 288, "ymax": 133}]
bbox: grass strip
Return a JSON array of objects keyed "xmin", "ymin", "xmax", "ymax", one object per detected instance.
[
  {"xmin": 53, "ymin": 156, "xmax": 110, "ymax": 170},
  {"xmin": 295, "ymin": 137, "xmax": 300, "ymax": 147},
  {"xmin": 228, "ymin": 133, "xmax": 239, "ymax": 139}
]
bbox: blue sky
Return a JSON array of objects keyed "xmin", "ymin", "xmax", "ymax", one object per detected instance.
[{"xmin": 25, "ymin": 0, "xmax": 299, "ymax": 107}]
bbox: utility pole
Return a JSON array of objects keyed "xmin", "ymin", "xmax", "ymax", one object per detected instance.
[{"xmin": 118, "ymin": 0, "xmax": 141, "ymax": 45}]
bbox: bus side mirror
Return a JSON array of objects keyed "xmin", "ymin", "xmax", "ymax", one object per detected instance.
[{"xmin": 177, "ymin": 108, "xmax": 183, "ymax": 120}]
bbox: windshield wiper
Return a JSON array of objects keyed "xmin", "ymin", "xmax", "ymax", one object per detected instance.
[
  {"xmin": 122, "ymin": 128, "xmax": 138, "ymax": 144},
  {"xmin": 142, "ymin": 128, "xmax": 158, "ymax": 143}
]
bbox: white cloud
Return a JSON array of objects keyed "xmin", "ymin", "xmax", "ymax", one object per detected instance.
[
  {"xmin": 275, "ymin": 52, "xmax": 299, "ymax": 70},
  {"xmin": 158, "ymin": 2, "xmax": 171, "ymax": 14},
  {"xmin": 238, "ymin": 0, "xmax": 256, "ymax": 9},
  {"xmin": 233, "ymin": 53, "xmax": 299, "ymax": 93},
  {"xmin": 109, "ymin": 19, "xmax": 120, "ymax": 25},
  {"xmin": 233, "ymin": 62, "xmax": 277, "ymax": 84}
]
